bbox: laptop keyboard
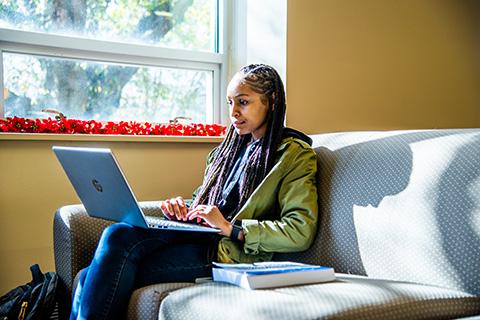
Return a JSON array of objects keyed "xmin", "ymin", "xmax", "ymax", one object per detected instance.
[{"xmin": 145, "ymin": 216, "xmax": 219, "ymax": 233}]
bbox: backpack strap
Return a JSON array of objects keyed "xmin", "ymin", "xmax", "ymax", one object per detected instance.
[{"xmin": 30, "ymin": 264, "xmax": 44, "ymax": 285}]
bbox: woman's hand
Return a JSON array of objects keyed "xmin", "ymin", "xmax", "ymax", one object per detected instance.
[
  {"xmin": 159, "ymin": 197, "xmax": 189, "ymax": 221},
  {"xmin": 186, "ymin": 205, "xmax": 232, "ymax": 236}
]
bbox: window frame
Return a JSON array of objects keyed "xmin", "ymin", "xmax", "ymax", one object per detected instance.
[{"xmin": 0, "ymin": 0, "xmax": 230, "ymax": 125}]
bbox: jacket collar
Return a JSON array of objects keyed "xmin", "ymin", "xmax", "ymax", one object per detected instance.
[{"xmin": 282, "ymin": 127, "xmax": 312, "ymax": 146}]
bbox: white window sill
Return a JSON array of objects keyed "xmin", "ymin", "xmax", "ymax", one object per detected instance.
[{"xmin": 0, "ymin": 132, "xmax": 224, "ymax": 143}]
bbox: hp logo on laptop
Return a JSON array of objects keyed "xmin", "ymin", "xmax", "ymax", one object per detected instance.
[{"xmin": 92, "ymin": 179, "xmax": 103, "ymax": 192}]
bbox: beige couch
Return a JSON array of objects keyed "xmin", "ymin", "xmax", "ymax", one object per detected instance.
[{"xmin": 53, "ymin": 129, "xmax": 480, "ymax": 319}]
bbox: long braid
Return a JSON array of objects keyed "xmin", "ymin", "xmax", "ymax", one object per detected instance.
[
  {"xmin": 190, "ymin": 126, "xmax": 247, "ymax": 207},
  {"xmin": 192, "ymin": 64, "xmax": 287, "ymax": 218},
  {"xmin": 236, "ymin": 65, "xmax": 286, "ymax": 210}
]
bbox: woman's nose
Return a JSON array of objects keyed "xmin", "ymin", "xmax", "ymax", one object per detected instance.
[{"xmin": 230, "ymin": 104, "xmax": 240, "ymax": 117}]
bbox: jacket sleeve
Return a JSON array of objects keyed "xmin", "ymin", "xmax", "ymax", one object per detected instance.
[{"xmin": 242, "ymin": 144, "xmax": 319, "ymax": 254}]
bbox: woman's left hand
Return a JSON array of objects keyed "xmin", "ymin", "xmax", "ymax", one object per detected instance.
[{"xmin": 186, "ymin": 205, "xmax": 232, "ymax": 237}]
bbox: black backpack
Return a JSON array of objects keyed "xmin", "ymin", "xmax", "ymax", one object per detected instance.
[{"xmin": 0, "ymin": 264, "xmax": 59, "ymax": 320}]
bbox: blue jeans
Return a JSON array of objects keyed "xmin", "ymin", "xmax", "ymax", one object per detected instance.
[{"xmin": 70, "ymin": 223, "xmax": 219, "ymax": 320}]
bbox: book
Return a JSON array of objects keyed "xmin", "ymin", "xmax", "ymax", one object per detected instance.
[{"xmin": 212, "ymin": 261, "xmax": 335, "ymax": 289}]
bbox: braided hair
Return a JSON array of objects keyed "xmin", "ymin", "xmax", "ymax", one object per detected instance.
[{"xmin": 191, "ymin": 64, "xmax": 287, "ymax": 218}]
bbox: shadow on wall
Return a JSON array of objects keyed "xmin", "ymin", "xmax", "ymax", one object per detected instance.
[{"xmin": 457, "ymin": 0, "xmax": 480, "ymax": 37}]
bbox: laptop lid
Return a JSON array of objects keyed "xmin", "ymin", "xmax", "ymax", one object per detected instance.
[{"xmin": 52, "ymin": 146, "xmax": 149, "ymax": 228}]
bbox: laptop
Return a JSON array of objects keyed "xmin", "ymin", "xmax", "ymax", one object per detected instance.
[{"xmin": 52, "ymin": 146, "xmax": 220, "ymax": 233}]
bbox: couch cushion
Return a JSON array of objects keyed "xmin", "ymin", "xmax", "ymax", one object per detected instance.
[
  {"xmin": 275, "ymin": 129, "xmax": 480, "ymax": 296},
  {"xmin": 127, "ymin": 283, "xmax": 194, "ymax": 320},
  {"xmin": 158, "ymin": 275, "xmax": 480, "ymax": 320}
]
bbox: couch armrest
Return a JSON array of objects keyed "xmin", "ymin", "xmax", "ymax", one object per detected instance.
[{"xmin": 53, "ymin": 201, "xmax": 163, "ymax": 295}]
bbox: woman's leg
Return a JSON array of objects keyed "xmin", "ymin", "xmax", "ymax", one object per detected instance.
[
  {"xmin": 70, "ymin": 222, "xmax": 215, "ymax": 320},
  {"xmin": 70, "ymin": 267, "xmax": 88, "ymax": 319},
  {"xmin": 134, "ymin": 235, "xmax": 219, "ymax": 288}
]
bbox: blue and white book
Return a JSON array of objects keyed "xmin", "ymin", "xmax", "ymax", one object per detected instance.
[{"xmin": 212, "ymin": 261, "xmax": 335, "ymax": 289}]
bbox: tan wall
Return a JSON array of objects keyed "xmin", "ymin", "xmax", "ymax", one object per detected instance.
[
  {"xmin": 0, "ymin": 138, "xmax": 218, "ymax": 294},
  {"xmin": 287, "ymin": 0, "xmax": 480, "ymax": 133}
]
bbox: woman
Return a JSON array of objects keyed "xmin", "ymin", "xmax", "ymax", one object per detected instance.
[{"xmin": 70, "ymin": 64, "xmax": 318, "ymax": 319}]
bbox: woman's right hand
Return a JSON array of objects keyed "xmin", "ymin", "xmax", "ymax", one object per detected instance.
[{"xmin": 160, "ymin": 197, "xmax": 188, "ymax": 221}]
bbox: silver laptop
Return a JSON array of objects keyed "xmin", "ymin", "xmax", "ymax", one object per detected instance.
[{"xmin": 52, "ymin": 146, "xmax": 219, "ymax": 233}]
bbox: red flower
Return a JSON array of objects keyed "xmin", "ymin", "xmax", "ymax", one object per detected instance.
[{"xmin": 0, "ymin": 116, "xmax": 226, "ymax": 137}]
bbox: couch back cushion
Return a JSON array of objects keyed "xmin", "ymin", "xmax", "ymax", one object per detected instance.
[{"xmin": 275, "ymin": 129, "xmax": 480, "ymax": 295}]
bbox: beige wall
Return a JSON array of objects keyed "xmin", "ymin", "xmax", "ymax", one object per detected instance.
[
  {"xmin": 0, "ymin": 138, "xmax": 218, "ymax": 294},
  {"xmin": 287, "ymin": 0, "xmax": 480, "ymax": 133}
]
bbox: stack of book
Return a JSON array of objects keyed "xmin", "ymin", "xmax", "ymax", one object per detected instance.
[{"xmin": 212, "ymin": 261, "xmax": 335, "ymax": 290}]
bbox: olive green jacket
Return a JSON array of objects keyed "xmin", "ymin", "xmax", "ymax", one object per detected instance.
[{"xmin": 197, "ymin": 136, "xmax": 319, "ymax": 264}]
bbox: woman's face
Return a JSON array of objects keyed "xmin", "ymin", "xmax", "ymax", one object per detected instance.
[{"xmin": 226, "ymin": 74, "xmax": 271, "ymax": 140}]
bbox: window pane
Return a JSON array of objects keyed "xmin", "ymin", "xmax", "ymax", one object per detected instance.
[
  {"xmin": 3, "ymin": 52, "xmax": 212, "ymax": 123},
  {"xmin": 0, "ymin": 0, "xmax": 215, "ymax": 52}
]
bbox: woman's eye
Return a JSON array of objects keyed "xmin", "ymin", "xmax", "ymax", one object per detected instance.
[
  {"xmin": 227, "ymin": 99, "xmax": 233, "ymax": 106},
  {"xmin": 239, "ymin": 99, "xmax": 248, "ymax": 106}
]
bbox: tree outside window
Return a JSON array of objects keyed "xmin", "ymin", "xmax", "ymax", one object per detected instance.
[{"xmin": 0, "ymin": 0, "xmax": 218, "ymax": 123}]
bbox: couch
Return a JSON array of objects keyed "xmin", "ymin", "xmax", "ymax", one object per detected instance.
[{"xmin": 53, "ymin": 128, "xmax": 480, "ymax": 319}]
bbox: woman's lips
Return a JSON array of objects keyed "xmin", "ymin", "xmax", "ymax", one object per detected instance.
[{"xmin": 233, "ymin": 120, "xmax": 245, "ymax": 127}]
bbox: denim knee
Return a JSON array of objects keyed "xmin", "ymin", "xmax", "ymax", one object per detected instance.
[{"xmin": 98, "ymin": 222, "xmax": 137, "ymax": 252}]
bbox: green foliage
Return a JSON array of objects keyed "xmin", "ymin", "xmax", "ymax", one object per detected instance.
[{"xmin": 1, "ymin": 0, "xmax": 213, "ymax": 123}]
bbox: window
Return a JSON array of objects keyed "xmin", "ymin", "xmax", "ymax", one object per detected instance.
[{"xmin": 0, "ymin": 0, "xmax": 227, "ymax": 124}]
